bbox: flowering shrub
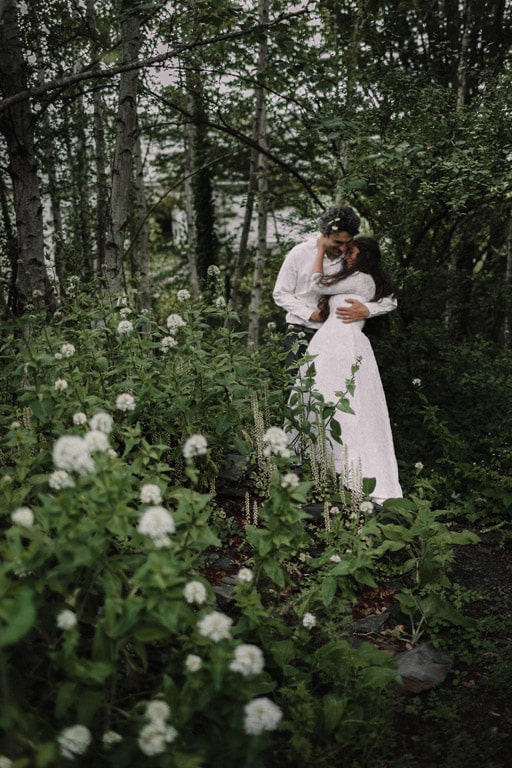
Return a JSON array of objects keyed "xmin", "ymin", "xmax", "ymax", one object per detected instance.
[{"xmin": 0, "ymin": 289, "xmax": 476, "ymax": 767}]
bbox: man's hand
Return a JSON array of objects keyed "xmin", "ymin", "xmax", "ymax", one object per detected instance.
[{"xmin": 336, "ymin": 299, "xmax": 370, "ymax": 323}]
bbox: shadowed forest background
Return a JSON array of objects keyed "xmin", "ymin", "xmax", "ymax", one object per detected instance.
[{"xmin": 0, "ymin": 1, "xmax": 512, "ymax": 767}]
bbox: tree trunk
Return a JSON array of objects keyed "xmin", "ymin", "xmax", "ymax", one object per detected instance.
[
  {"xmin": 247, "ymin": 0, "xmax": 269, "ymax": 346},
  {"xmin": 456, "ymin": 0, "xmax": 473, "ymax": 110},
  {"xmin": 183, "ymin": 119, "xmax": 200, "ymax": 297},
  {"xmin": 104, "ymin": 0, "xmax": 140, "ymax": 296},
  {"xmin": 503, "ymin": 207, "xmax": 512, "ymax": 349},
  {"xmin": 133, "ymin": 129, "xmax": 151, "ymax": 310},
  {"xmin": 86, "ymin": 0, "xmax": 108, "ymax": 280},
  {"xmin": 0, "ymin": 0, "xmax": 52, "ymax": 314}
]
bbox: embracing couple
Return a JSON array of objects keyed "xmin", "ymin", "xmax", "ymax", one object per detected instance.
[{"xmin": 273, "ymin": 205, "xmax": 402, "ymax": 504}]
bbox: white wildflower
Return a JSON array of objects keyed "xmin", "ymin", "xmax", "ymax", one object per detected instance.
[
  {"xmin": 177, "ymin": 289, "xmax": 191, "ymax": 302},
  {"xmin": 302, "ymin": 612, "xmax": 316, "ymax": 629},
  {"xmin": 102, "ymin": 731, "xmax": 122, "ymax": 749},
  {"xmin": 115, "ymin": 393, "xmax": 136, "ymax": 412},
  {"xmin": 207, "ymin": 265, "xmax": 220, "ymax": 278},
  {"xmin": 166, "ymin": 313, "xmax": 186, "ymax": 334},
  {"xmin": 0, "ymin": 757, "xmax": 13, "ymax": 768},
  {"xmin": 54, "ymin": 352, "xmax": 62, "ymax": 360},
  {"xmin": 54, "ymin": 378, "xmax": 68, "ymax": 392},
  {"xmin": 185, "ymin": 654, "xmax": 202, "ymax": 672},
  {"xmin": 197, "ymin": 611, "xmax": 233, "ymax": 642},
  {"xmin": 137, "ymin": 506, "xmax": 175, "ymax": 543},
  {"xmin": 161, "ymin": 335, "xmax": 178, "ymax": 352},
  {"xmin": 117, "ymin": 320, "xmax": 134, "ymax": 335},
  {"xmin": 60, "ymin": 343, "xmax": 76, "ymax": 358},
  {"xmin": 281, "ymin": 472, "xmax": 300, "ymax": 488},
  {"xmin": 215, "ymin": 296, "xmax": 226, "ymax": 309},
  {"xmin": 182, "ymin": 434, "xmax": 208, "ymax": 459},
  {"xmin": 267, "ymin": 321, "xmax": 276, "ymax": 331},
  {"xmin": 145, "ymin": 700, "xmax": 171, "ymax": 723},
  {"xmin": 119, "ymin": 306, "xmax": 132, "ymax": 318},
  {"xmin": 10, "ymin": 421, "xmax": 21, "ymax": 429},
  {"xmin": 53, "ymin": 435, "xmax": 94, "ymax": 475},
  {"xmin": 73, "ymin": 412, "xmax": 88, "ymax": 426},
  {"xmin": 237, "ymin": 567, "xmax": 253, "ymax": 584},
  {"xmin": 57, "ymin": 724, "xmax": 92, "ymax": 759},
  {"xmin": 329, "ymin": 554, "xmax": 342, "ymax": 563},
  {"xmin": 229, "ymin": 644, "xmax": 265, "ymax": 676},
  {"xmin": 412, "ymin": 378, "xmax": 422, "ymax": 387},
  {"xmin": 11, "ymin": 506, "xmax": 34, "ymax": 528},
  {"xmin": 49, "ymin": 470, "xmax": 75, "ymax": 490},
  {"xmin": 359, "ymin": 501, "xmax": 374, "ymax": 515},
  {"xmin": 329, "ymin": 506, "xmax": 341, "ymax": 516},
  {"xmin": 138, "ymin": 722, "xmax": 177, "ymax": 756},
  {"xmin": 184, "ymin": 580, "xmax": 208, "ymax": 605},
  {"xmin": 244, "ymin": 698, "xmax": 283, "ymax": 736},
  {"xmin": 84, "ymin": 430, "xmax": 110, "ymax": 454},
  {"xmin": 262, "ymin": 427, "xmax": 291, "ymax": 459},
  {"xmin": 57, "ymin": 609, "xmax": 77, "ymax": 631},
  {"xmin": 89, "ymin": 412, "xmax": 113, "ymax": 434},
  {"xmin": 139, "ymin": 484, "xmax": 162, "ymax": 505},
  {"xmin": 415, "ymin": 461, "xmax": 424, "ymax": 471}
]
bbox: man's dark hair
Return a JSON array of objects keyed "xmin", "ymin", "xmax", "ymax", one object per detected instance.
[{"xmin": 318, "ymin": 205, "xmax": 360, "ymax": 236}]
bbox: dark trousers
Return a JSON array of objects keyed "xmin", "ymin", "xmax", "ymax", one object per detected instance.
[{"xmin": 284, "ymin": 324, "xmax": 317, "ymax": 380}]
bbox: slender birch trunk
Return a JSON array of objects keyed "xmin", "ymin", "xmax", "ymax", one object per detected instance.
[
  {"xmin": 104, "ymin": 0, "xmax": 140, "ymax": 296},
  {"xmin": 133, "ymin": 130, "xmax": 151, "ymax": 310},
  {"xmin": 247, "ymin": 0, "xmax": 269, "ymax": 346}
]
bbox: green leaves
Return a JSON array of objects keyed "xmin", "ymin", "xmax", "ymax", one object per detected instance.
[{"xmin": 0, "ymin": 587, "xmax": 36, "ymax": 648}]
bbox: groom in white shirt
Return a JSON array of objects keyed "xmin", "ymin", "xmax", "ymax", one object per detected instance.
[{"xmin": 272, "ymin": 205, "xmax": 397, "ymax": 374}]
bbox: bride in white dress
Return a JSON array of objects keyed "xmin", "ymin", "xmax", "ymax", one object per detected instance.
[{"xmin": 290, "ymin": 236, "xmax": 402, "ymax": 503}]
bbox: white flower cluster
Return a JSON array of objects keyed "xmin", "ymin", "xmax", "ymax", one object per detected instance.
[
  {"xmin": 57, "ymin": 609, "xmax": 77, "ymax": 631},
  {"xmin": 116, "ymin": 393, "xmax": 136, "ymax": 412},
  {"xmin": 58, "ymin": 343, "xmax": 76, "ymax": 358},
  {"xmin": 185, "ymin": 654, "xmax": 202, "ymax": 672},
  {"xmin": 197, "ymin": 611, "xmax": 233, "ymax": 642},
  {"xmin": 48, "ymin": 469, "xmax": 75, "ymax": 490},
  {"xmin": 73, "ymin": 412, "xmax": 87, "ymax": 426},
  {"xmin": 229, "ymin": 644, "xmax": 265, "ymax": 676},
  {"xmin": 177, "ymin": 289, "xmax": 191, "ymax": 302},
  {"xmin": 117, "ymin": 320, "xmax": 134, "ymax": 335},
  {"xmin": 243, "ymin": 698, "xmax": 283, "ymax": 736},
  {"xmin": 166, "ymin": 313, "xmax": 186, "ymax": 334},
  {"xmin": 119, "ymin": 306, "xmax": 132, "ymax": 318},
  {"xmin": 207, "ymin": 265, "xmax": 221, "ymax": 279},
  {"xmin": 54, "ymin": 378, "xmax": 68, "ymax": 392},
  {"xmin": 184, "ymin": 580, "xmax": 208, "ymax": 605},
  {"xmin": 215, "ymin": 296, "xmax": 226, "ymax": 309},
  {"xmin": 412, "ymin": 378, "xmax": 422, "ymax": 387},
  {"xmin": 281, "ymin": 472, "xmax": 300, "ymax": 489},
  {"xmin": 139, "ymin": 484, "xmax": 162, "ymax": 505},
  {"xmin": 102, "ymin": 731, "xmax": 122, "ymax": 749},
  {"xmin": 84, "ymin": 430, "xmax": 110, "ymax": 454},
  {"xmin": 182, "ymin": 434, "xmax": 208, "ymax": 459},
  {"xmin": 262, "ymin": 427, "xmax": 291, "ymax": 459},
  {"xmin": 161, "ymin": 335, "xmax": 178, "ymax": 352},
  {"xmin": 138, "ymin": 699, "xmax": 177, "ymax": 757},
  {"xmin": 137, "ymin": 506, "xmax": 176, "ymax": 549},
  {"xmin": 89, "ymin": 412, "xmax": 113, "ymax": 434},
  {"xmin": 0, "ymin": 756, "xmax": 13, "ymax": 768},
  {"xmin": 237, "ymin": 567, "xmax": 253, "ymax": 584},
  {"xmin": 57, "ymin": 724, "xmax": 92, "ymax": 759},
  {"xmin": 329, "ymin": 554, "xmax": 341, "ymax": 563},
  {"xmin": 359, "ymin": 501, "xmax": 374, "ymax": 515},
  {"xmin": 11, "ymin": 506, "xmax": 34, "ymax": 528},
  {"xmin": 415, "ymin": 461, "xmax": 424, "ymax": 471},
  {"xmin": 302, "ymin": 612, "xmax": 316, "ymax": 629},
  {"xmin": 53, "ymin": 435, "xmax": 95, "ymax": 475}
]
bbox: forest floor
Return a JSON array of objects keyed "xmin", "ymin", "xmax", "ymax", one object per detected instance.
[{"xmin": 212, "ymin": 480, "xmax": 512, "ymax": 768}]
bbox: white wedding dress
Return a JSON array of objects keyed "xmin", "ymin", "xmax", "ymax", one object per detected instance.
[{"xmin": 291, "ymin": 271, "xmax": 402, "ymax": 503}]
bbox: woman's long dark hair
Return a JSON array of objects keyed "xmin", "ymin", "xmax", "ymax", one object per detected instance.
[{"xmin": 318, "ymin": 236, "xmax": 397, "ymax": 301}]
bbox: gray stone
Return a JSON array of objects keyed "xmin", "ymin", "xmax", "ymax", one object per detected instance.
[
  {"xmin": 353, "ymin": 610, "xmax": 390, "ymax": 634},
  {"xmin": 395, "ymin": 642, "xmax": 452, "ymax": 694}
]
